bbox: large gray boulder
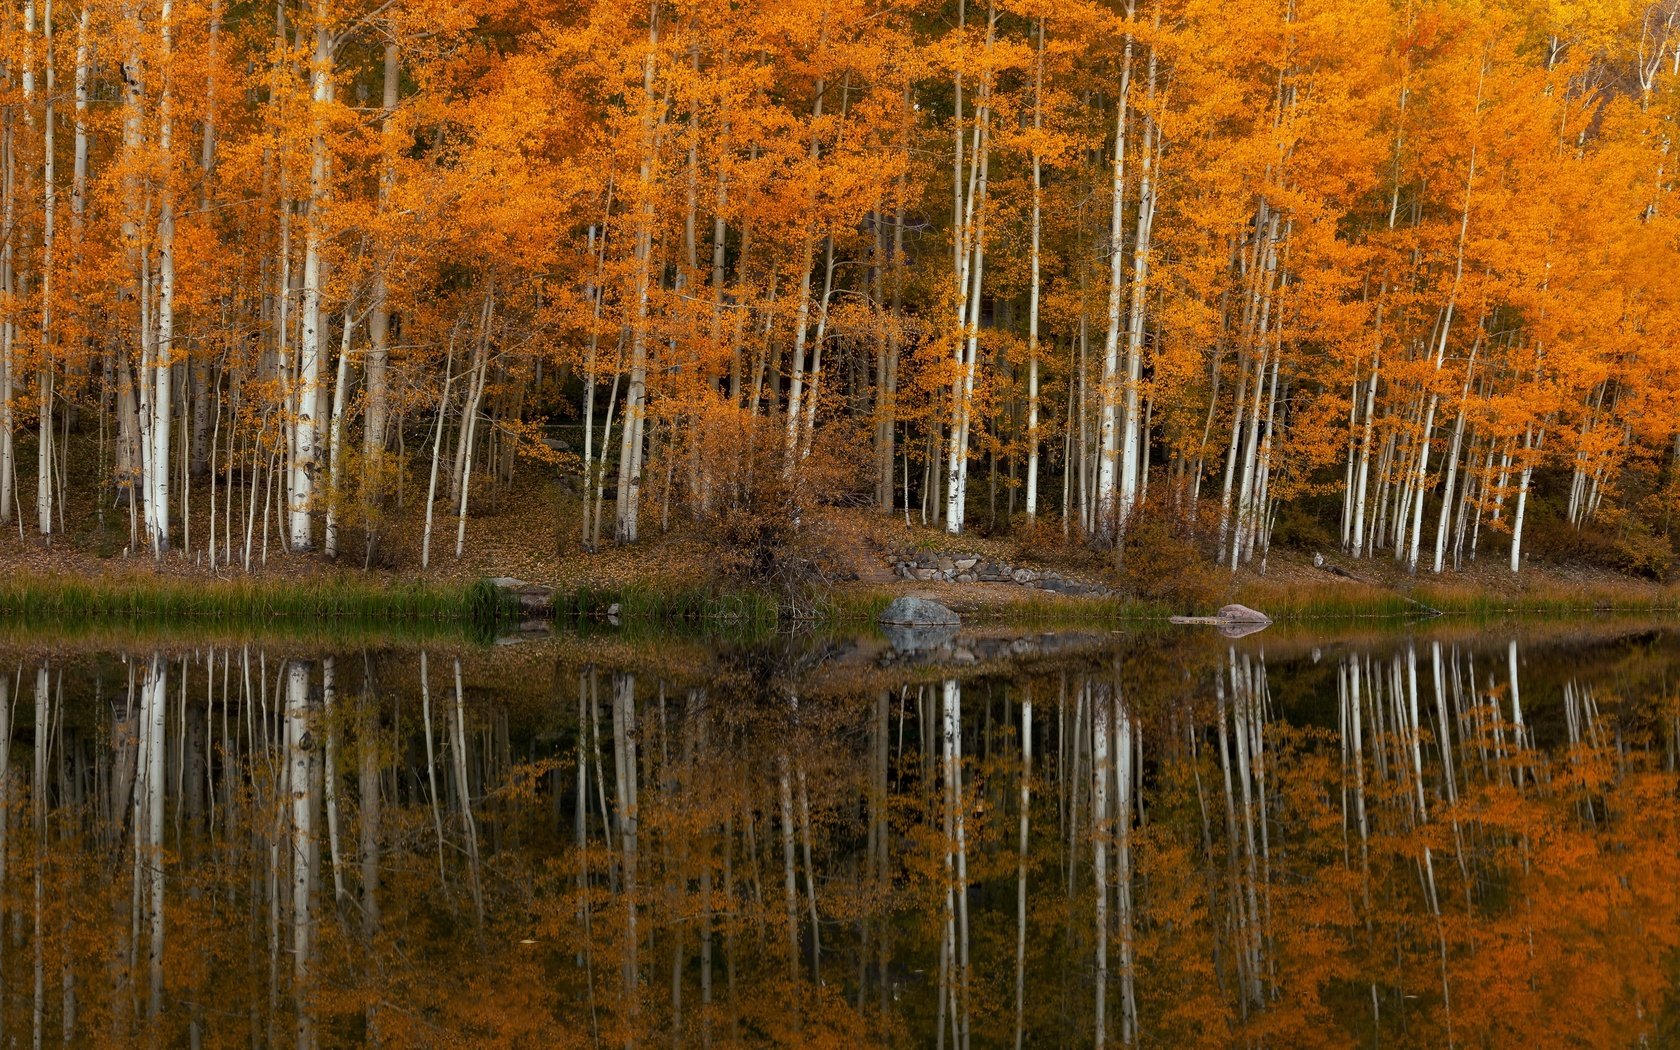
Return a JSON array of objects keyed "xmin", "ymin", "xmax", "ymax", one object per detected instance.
[
  {"xmin": 490, "ymin": 577, "xmax": 556, "ymax": 617},
  {"xmin": 1217, "ymin": 603, "xmax": 1271, "ymax": 623},
  {"xmin": 878, "ymin": 596, "xmax": 961, "ymax": 627}
]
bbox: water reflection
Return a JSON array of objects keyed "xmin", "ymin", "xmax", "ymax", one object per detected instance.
[{"xmin": 0, "ymin": 628, "xmax": 1676, "ymax": 1046}]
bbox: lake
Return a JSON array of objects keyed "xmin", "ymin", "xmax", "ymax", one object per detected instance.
[{"xmin": 0, "ymin": 617, "xmax": 1676, "ymax": 1047}]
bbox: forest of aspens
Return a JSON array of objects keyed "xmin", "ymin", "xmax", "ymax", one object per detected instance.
[
  {"xmin": 0, "ymin": 0, "xmax": 1674, "ymax": 595},
  {"xmin": 9, "ymin": 1, "xmax": 1680, "ymax": 1047}
]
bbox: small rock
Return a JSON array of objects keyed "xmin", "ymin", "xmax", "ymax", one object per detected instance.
[
  {"xmin": 955, "ymin": 573, "xmax": 975, "ymax": 583},
  {"xmin": 936, "ymin": 557, "xmax": 957, "ymax": 572},
  {"xmin": 912, "ymin": 568, "xmax": 942, "ymax": 581},
  {"xmin": 1217, "ymin": 603, "xmax": 1271, "ymax": 623},
  {"xmin": 954, "ymin": 556, "xmax": 979, "ymax": 572},
  {"xmin": 1011, "ymin": 568, "xmax": 1038, "ymax": 584}
]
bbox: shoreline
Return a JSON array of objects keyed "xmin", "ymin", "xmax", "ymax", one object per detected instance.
[{"xmin": 1, "ymin": 568, "xmax": 1676, "ymax": 637}]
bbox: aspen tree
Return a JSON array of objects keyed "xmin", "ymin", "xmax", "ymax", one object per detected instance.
[
  {"xmin": 1117, "ymin": 8, "xmax": 1160, "ymax": 538},
  {"xmin": 290, "ymin": 0, "xmax": 333, "ymax": 551},
  {"xmin": 33, "ymin": 0, "xmax": 55, "ymax": 537},
  {"xmin": 364, "ymin": 40, "xmax": 397, "ymax": 464},
  {"xmin": 614, "ymin": 0, "xmax": 663, "ymax": 543},
  {"xmin": 941, "ymin": 0, "xmax": 995, "ymax": 534},
  {"xmin": 1095, "ymin": 10, "xmax": 1135, "ymax": 542},
  {"xmin": 152, "ymin": 0, "xmax": 178, "ymax": 555},
  {"xmin": 1024, "ymin": 17, "xmax": 1044, "ymax": 522}
]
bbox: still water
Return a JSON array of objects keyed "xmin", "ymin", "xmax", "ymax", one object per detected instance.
[{"xmin": 0, "ymin": 619, "xmax": 1676, "ymax": 1047}]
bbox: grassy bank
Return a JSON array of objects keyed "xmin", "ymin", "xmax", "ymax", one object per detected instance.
[
  {"xmin": 3, "ymin": 567, "xmax": 1676, "ymax": 645},
  {"xmin": 0, "ymin": 573, "xmax": 502, "ymax": 642},
  {"xmin": 0, "ymin": 574, "xmax": 787, "ymax": 645},
  {"xmin": 1232, "ymin": 577, "xmax": 1680, "ymax": 620},
  {"xmin": 828, "ymin": 582, "xmax": 1680, "ymax": 627}
]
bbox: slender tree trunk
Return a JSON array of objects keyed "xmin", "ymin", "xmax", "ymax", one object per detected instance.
[
  {"xmin": 289, "ymin": 0, "xmax": 332, "ymax": 551},
  {"xmin": 1350, "ymin": 346, "xmax": 1379, "ymax": 555},
  {"xmin": 1118, "ymin": 26, "xmax": 1159, "ymax": 536},
  {"xmin": 454, "ymin": 293, "xmax": 493, "ymax": 559},
  {"xmin": 1096, "ymin": 25, "xmax": 1135, "ymax": 541},
  {"xmin": 420, "ymin": 333, "xmax": 457, "ymax": 569},
  {"xmin": 35, "ymin": 0, "xmax": 57, "ymax": 537},
  {"xmin": 943, "ymin": 4, "xmax": 994, "ymax": 535},
  {"xmin": 363, "ymin": 41, "xmax": 398, "ymax": 503},
  {"xmin": 324, "ymin": 313, "xmax": 352, "ymax": 558},
  {"xmin": 1510, "ymin": 424, "xmax": 1540, "ymax": 573},
  {"xmin": 149, "ymin": 0, "xmax": 178, "ymax": 555},
  {"xmin": 1432, "ymin": 345, "xmax": 1478, "ymax": 573},
  {"xmin": 614, "ymin": 2, "xmax": 663, "ymax": 543},
  {"xmin": 781, "ymin": 59, "xmax": 830, "ymax": 485},
  {"xmin": 1024, "ymin": 19, "xmax": 1044, "ymax": 522}
]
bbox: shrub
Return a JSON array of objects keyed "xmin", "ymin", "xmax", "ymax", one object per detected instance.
[{"xmin": 1116, "ymin": 503, "xmax": 1222, "ymax": 611}]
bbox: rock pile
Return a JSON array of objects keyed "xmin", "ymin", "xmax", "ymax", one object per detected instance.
[{"xmin": 888, "ymin": 552, "xmax": 1113, "ymax": 597}]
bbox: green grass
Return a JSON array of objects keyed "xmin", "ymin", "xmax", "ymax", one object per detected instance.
[
  {"xmin": 1232, "ymin": 578, "xmax": 1680, "ymax": 621},
  {"xmin": 6, "ymin": 567, "xmax": 1676, "ymax": 650},
  {"xmin": 557, "ymin": 581, "xmax": 783, "ymax": 638},
  {"xmin": 0, "ymin": 573, "xmax": 502, "ymax": 642}
]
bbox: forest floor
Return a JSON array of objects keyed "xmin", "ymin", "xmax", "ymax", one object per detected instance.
[{"xmin": 2, "ymin": 458, "xmax": 1677, "ymax": 626}]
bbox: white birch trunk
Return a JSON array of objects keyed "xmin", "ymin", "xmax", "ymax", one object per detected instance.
[
  {"xmin": 1509, "ymin": 425, "xmax": 1539, "ymax": 573},
  {"xmin": 290, "ymin": 0, "xmax": 332, "ymax": 551},
  {"xmin": 614, "ymin": 4, "xmax": 663, "ymax": 543},
  {"xmin": 364, "ymin": 41, "xmax": 398, "ymax": 462},
  {"xmin": 419, "ymin": 334, "xmax": 456, "ymax": 569},
  {"xmin": 1118, "ymin": 33, "xmax": 1159, "ymax": 533},
  {"xmin": 323, "ymin": 316, "xmax": 351, "ymax": 558},
  {"xmin": 149, "ymin": 0, "xmax": 177, "ymax": 555},
  {"xmin": 1095, "ymin": 36, "xmax": 1135, "ymax": 540},
  {"xmin": 34, "ymin": 0, "xmax": 56, "ymax": 537},
  {"xmin": 1024, "ymin": 20, "xmax": 1044, "ymax": 521}
]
